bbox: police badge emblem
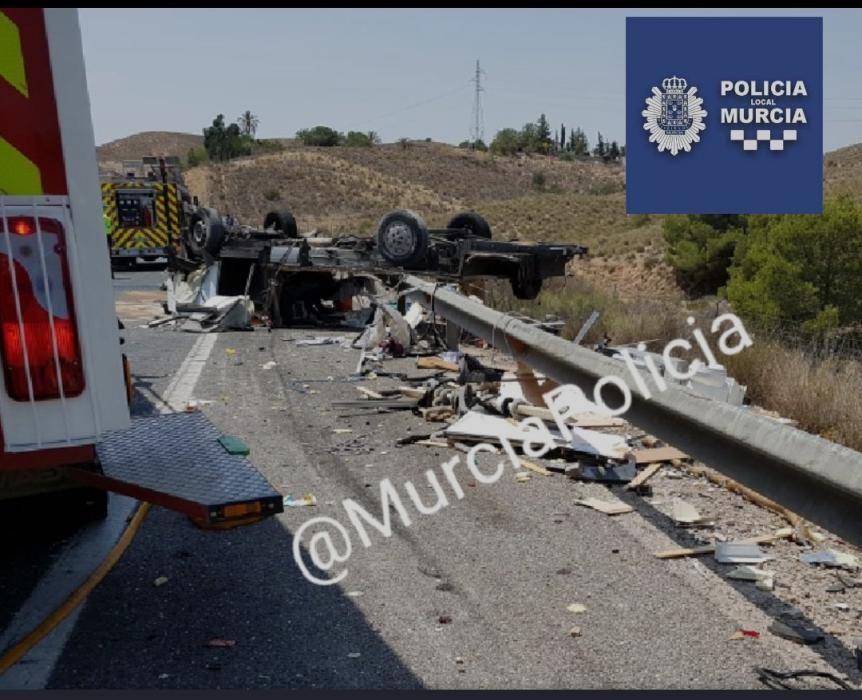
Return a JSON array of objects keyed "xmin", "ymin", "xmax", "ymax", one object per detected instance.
[{"xmin": 642, "ymin": 76, "xmax": 707, "ymax": 156}]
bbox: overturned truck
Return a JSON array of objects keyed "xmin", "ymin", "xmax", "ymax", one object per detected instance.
[{"xmin": 170, "ymin": 206, "xmax": 588, "ymax": 326}]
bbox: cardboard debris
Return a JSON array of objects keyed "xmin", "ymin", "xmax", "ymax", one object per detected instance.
[{"xmin": 576, "ymin": 497, "xmax": 633, "ymax": 516}]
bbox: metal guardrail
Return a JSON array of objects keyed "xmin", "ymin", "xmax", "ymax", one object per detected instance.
[{"xmin": 404, "ymin": 275, "xmax": 862, "ymax": 546}]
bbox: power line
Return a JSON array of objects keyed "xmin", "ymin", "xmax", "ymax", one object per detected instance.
[{"xmin": 370, "ymin": 82, "xmax": 472, "ymax": 124}]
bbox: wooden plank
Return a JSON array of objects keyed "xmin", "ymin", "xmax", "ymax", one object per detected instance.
[
  {"xmin": 654, "ymin": 527, "xmax": 794, "ymax": 560},
  {"xmin": 624, "ymin": 462, "xmax": 663, "ymax": 491},
  {"xmin": 416, "ymin": 356, "xmax": 459, "ymax": 372},
  {"xmin": 633, "ymin": 446, "xmax": 689, "ymax": 465},
  {"xmin": 576, "ymin": 497, "xmax": 634, "ymax": 515},
  {"xmin": 517, "ymin": 459, "xmax": 553, "ymax": 477}
]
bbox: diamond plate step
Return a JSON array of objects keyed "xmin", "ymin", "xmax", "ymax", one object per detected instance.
[{"xmin": 70, "ymin": 411, "xmax": 283, "ymax": 524}]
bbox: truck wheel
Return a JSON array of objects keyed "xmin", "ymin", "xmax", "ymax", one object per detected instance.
[
  {"xmin": 447, "ymin": 212, "xmax": 492, "ymax": 239},
  {"xmin": 187, "ymin": 207, "xmax": 225, "ymax": 257},
  {"xmin": 511, "ymin": 276, "xmax": 543, "ymax": 300},
  {"xmin": 376, "ymin": 209, "xmax": 429, "ymax": 267},
  {"xmin": 263, "ymin": 209, "xmax": 298, "ymax": 238}
]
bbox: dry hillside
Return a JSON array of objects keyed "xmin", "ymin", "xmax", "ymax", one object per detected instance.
[
  {"xmin": 825, "ymin": 143, "xmax": 862, "ymax": 201},
  {"xmin": 97, "ymin": 131, "xmax": 202, "ymax": 162}
]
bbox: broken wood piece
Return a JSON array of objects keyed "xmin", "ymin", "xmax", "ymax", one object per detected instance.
[
  {"xmin": 632, "ymin": 446, "xmax": 689, "ymax": 465},
  {"xmin": 356, "ymin": 386, "xmax": 384, "ymax": 400},
  {"xmin": 576, "ymin": 497, "xmax": 634, "ymax": 516},
  {"xmin": 417, "ymin": 356, "xmax": 459, "ymax": 372},
  {"xmin": 415, "ymin": 439, "xmax": 452, "ymax": 448},
  {"xmin": 676, "ymin": 462, "xmax": 813, "ymax": 542},
  {"xmin": 654, "ymin": 527, "xmax": 793, "ymax": 560},
  {"xmin": 624, "ymin": 463, "xmax": 662, "ymax": 491},
  {"xmin": 516, "ymin": 459, "xmax": 553, "ymax": 477}
]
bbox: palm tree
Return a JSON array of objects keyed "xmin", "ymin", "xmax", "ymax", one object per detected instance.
[{"xmin": 238, "ymin": 110, "xmax": 260, "ymax": 138}]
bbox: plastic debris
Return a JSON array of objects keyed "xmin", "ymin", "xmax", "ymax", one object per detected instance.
[
  {"xmin": 729, "ymin": 628, "xmax": 761, "ymax": 640},
  {"xmin": 261, "ymin": 360, "xmax": 277, "ymax": 370},
  {"xmin": 714, "ymin": 542, "xmax": 771, "ymax": 565},
  {"xmin": 566, "ymin": 603, "xmax": 587, "ymax": 614},
  {"xmin": 154, "ymin": 576, "xmax": 169, "ymax": 587},
  {"xmin": 284, "ymin": 494, "xmax": 317, "ymax": 507},
  {"xmin": 800, "ymin": 549, "xmax": 859, "ymax": 571}
]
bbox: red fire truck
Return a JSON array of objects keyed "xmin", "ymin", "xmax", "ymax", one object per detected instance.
[{"xmin": 0, "ymin": 7, "xmax": 282, "ymax": 525}]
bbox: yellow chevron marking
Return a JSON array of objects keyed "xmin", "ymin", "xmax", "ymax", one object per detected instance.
[
  {"xmin": 0, "ymin": 12, "xmax": 28, "ymax": 97},
  {"xmin": 0, "ymin": 136, "xmax": 41, "ymax": 195}
]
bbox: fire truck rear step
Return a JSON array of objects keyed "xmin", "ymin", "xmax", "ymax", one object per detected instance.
[{"xmin": 68, "ymin": 411, "xmax": 283, "ymax": 524}]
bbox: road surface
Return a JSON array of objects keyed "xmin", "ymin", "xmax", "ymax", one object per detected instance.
[{"xmin": 0, "ymin": 267, "xmax": 858, "ymax": 689}]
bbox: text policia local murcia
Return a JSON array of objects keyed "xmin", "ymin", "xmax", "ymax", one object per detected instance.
[{"xmin": 720, "ymin": 80, "xmax": 808, "ymax": 125}]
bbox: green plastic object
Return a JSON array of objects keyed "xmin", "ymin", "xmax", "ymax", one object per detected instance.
[{"xmin": 218, "ymin": 435, "xmax": 250, "ymax": 456}]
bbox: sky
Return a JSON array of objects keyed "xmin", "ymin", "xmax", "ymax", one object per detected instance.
[{"xmin": 79, "ymin": 8, "xmax": 862, "ymax": 153}]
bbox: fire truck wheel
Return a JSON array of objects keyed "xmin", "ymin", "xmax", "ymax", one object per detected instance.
[
  {"xmin": 187, "ymin": 207, "xmax": 226, "ymax": 258},
  {"xmin": 263, "ymin": 209, "xmax": 298, "ymax": 238},
  {"xmin": 376, "ymin": 209, "xmax": 429, "ymax": 267},
  {"xmin": 511, "ymin": 276, "xmax": 543, "ymax": 300},
  {"xmin": 447, "ymin": 211, "xmax": 492, "ymax": 239}
]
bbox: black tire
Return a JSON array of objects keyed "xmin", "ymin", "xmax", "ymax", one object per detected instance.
[
  {"xmin": 186, "ymin": 207, "xmax": 225, "ymax": 258},
  {"xmin": 375, "ymin": 209, "xmax": 429, "ymax": 267},
  {"xmin": 511, "ymin": 276, "xmax": 543, "ymax": 300},
  {"xmin": 447, "ymin": 211, "xmax": 492, "ymax": 239},
  {"xmin": 263, "ymin": 209, "xmax": 298, "ymax": 238}
]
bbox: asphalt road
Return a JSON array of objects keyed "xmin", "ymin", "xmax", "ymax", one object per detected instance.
[{"xmin": 0, "ymin": 268, "xmax": 853, "ymax": 689}]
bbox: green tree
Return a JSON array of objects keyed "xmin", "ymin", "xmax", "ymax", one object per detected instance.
[
  {"xmin": 297, "ymin": 126, "xmax": 343, "ymax": 147},
  {"xmin": 203, "ymin": 114, "xmax": 252, "ymax": 161},
  {"xmin": 726, "ymin": 196, "xmax": 862, "ymax": 330},
  {"xmin": 560, "ymin": 124, "xmax": 566, "ymax": 152},
  {"xmin": 490, "ymin": 128, "xmax": 521, "ymax": 156},
  {"xmin": 238, "ymin": 110, "xmax": 259, "ymax": 138},
  {"xmin": 536, "ymin": 114, "xmax": 552, "ymax": 154},
  {"xmin": 663, "ymin": 214, "xmax": 746, "ymax": 296},
  {"xmin": 608, "ymin": 141, "xmax": 621, "ymax": 159},
  {"xmin": 344, "ymin": 131, "xmax": 375, "ymax": 147},
  {"xmin": 186, "ymin": 146, "xmax": 207, "ymax": 167},
  {"xmin": 570, "ymin": 128, "xmax": 589, "ymax": 156},
  {"xmin": 593, "ymin": 132, "xmax": 606, "ymax": 159}
]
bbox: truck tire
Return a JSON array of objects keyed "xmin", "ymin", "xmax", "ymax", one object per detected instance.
[
  {"xmin": 186, "ymin": 207, "xmax": 225, "ymax": 258},
  {"xmin": 376, "ymin": 209, "xmax": 429, "ymax": 267},
  {"xmin": 447, "ymin": 211, "xmax": 492, "ymax": 239},
  {"xmin": 511, "ymin": 276, "xmax": 543, "ymax": 300},
  {"xmin": 263, "ymin": 209, "xmax": 298, "ymax": 238}
]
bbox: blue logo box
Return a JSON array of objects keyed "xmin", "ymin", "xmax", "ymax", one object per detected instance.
[{"xmin": 626, "ymin": 17, "xmax": 823, "ymax": 214}]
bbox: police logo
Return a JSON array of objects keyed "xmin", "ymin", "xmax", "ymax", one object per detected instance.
[{"xmin": 642, "ymin": 76, "xmax": 707, "ymax": 156}]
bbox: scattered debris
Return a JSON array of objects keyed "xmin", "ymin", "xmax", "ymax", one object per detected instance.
[
  {"xmin": 569, "ymin": 626, "xmax": 582, "ymax": 638},
  {"xmin": 714, "ymin": 542, "xmax": 771, "ymax": 565},
  {"xmin": 729, "ymin": 628, "xmax": 761, "ymax": 641},
  {"xmin": 261, "ymin": 360, "xmax": 278, "ymax": 370},
  {"xmin": 576, "ymin": 497, "xmax": 633, "ymax": 516},
  {"xmin": 218, "ymin": 435, "xmax": 250, "ymax": 456},
  {"xmin": 284, "ymin": 494, "xmax": 317, "ymax": 507},
  {"xmin": 768, "ymin": 620, "xmax": 824, "ymax": 646},
  {"xmin": 800, "ymin": 549, "xmax": 860, "ymax": 571},
  {"xmin": 726, "ymin": 565, "xmax": 775, "ymax": 590},
  {"xmin": 295, "ymin": 336, "xmax": 347, "ymax": 347},
  {"xmin": 671, "ymin": 498, "xmax": 710, "ymax": 526},
  {"xmin": 566, "ymin": 603, "xmax": 587, "ymax": 614},
  {"xmin": 624, "ymin": 463, "xmax": 662, "ymax": 491},
  {"xmin": 655, "ymin": 528, "xmax": 793, "ymax": 560},
  {"xmin": 333, "ymin": 428, "xmax": 353, "ymax": 435},
  {"xmin": 154, "ymin": 576, "xmax": 169, "ymax": 587},
  {"xmin": 347, "ymin": 652, "xmax": 361, "ymax": 659},
  {"xmin": 514, "ymin": 472, "xmax": 531, "ymax": 483},
  {"xmin": 632, "ymin": 446, "xmax": 688, "ymax": 465}
]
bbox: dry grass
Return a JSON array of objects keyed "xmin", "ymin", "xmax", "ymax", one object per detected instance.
[
  {"xmin": 97, "ymin": 131, "xmax": 203, "ymax": 161},
  {"xmin": 723, "ymin": 337, "xmax": 862, "ymax": 451}
]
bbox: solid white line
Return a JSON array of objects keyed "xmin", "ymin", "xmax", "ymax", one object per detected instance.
[{"xmin": 0, "ymin": 332, "xmax": 219, "ymax": 689}]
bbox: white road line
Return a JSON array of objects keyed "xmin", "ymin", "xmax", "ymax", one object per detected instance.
[{"xmin": 0, "ymin": 332, "xmax": 219, "ymax": 689}]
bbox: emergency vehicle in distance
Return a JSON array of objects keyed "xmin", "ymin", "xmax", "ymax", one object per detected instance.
[
  {"xmin": 100, "ymin": 156, "xmax": 191, "ymax": 266},
  {"xmin": 0, "ymin": 7, "xmax": 282, "ymax": 525}
]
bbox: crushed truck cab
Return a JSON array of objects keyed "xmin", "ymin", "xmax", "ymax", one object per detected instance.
[{"xmin": 0, "ymin": 7, "xmax": 282, "ymax": 526}]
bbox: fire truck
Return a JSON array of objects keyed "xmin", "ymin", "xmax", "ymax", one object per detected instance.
[
  {"xmin": 0, "ymin": 7, "xmax": 282, "ymax": 525},
  {"xmin": 101, "ymin": 156, "xmax": 190, "ymax": 266}
]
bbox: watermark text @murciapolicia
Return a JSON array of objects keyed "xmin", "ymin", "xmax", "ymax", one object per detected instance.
[{"xmin": 292, "ymin": 312, "xmax": 753, "ymax": 586}]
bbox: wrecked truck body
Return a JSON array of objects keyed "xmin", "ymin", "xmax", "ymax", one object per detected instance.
[{"xmin": 168, "ymin": 207, "xmax": 587, "ymax": 327}]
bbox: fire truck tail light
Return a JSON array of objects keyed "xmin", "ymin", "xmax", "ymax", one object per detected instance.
[{"xmin": 0, "ymin": 216, "xmax": 85, "ymax": 401}]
